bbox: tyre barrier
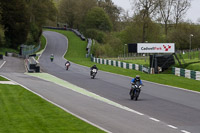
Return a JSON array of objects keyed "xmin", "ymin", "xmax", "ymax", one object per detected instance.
[
  {"xmin": 0, "ymin": 54, "xmax": 3, "ymax": 60},
  {"xmin": 172, "ymin": 67, "xmax": 200, "ymax": 80},
  {"xmin": 92, "ymin": 57, "xmax": 150, "ymax": 74}
]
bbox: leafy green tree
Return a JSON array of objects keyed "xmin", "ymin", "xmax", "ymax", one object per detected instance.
[
  {"xmin": 130, "ymin": 0, "xmax": 159, "ymax": 42},
  {"xmin": 58, "ymin": 0, "xmax": 97, "ymax": 29},
  {"xmin": 0, "ymin": 2, "xmax": 2, "ymax": 47},
  {"xmin": 58, "ymin": 0, "xmax": 76, "ymax": 28},
  {"xmin": 97, "ymin": 0, "xmax": 121, "ymax": 31},
  {"xmin": 74, "ymin": 0, "xmax": 97, "ymax": 29},
  {"xmin": 25, "ymin": 0, "xmax": 57, "ymax": 44},
  {"xmin": 168, "ymin": 22, "xmax": 200, "ymax": 50},
  {"xmin": 85, "ymin": 29, "xmax": 106, "ymax": 43},
  {"xmin": 118, "ymin": 14, "xmax": 163, "ymax": 46},
  {"xmin": 26, "ymin": 0, "xmax": 57, "ymax": 26},
  {"xmin": 1, "ymin": 0, "xmax": 30, "ymax": 48},
  {"xmin": 84, "ymin": 7, "xmax": 112, "ymax": 32}
]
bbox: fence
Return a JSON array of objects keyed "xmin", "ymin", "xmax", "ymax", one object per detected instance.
[
  {"xmin": 172, "ymin": 67, "xmax": 200, "ymax": 80},
  {"xmin": 21, "ymin": 44, "xmax": 40, "ymax": 57},
  {"xmin": 92, "ymin": 57, "xmax": 150, "ymax": 74}
]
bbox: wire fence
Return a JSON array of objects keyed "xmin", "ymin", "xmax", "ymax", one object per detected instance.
[{"xmin": 21, "ymin": 43, "xmax": 40, "ymax": 57}]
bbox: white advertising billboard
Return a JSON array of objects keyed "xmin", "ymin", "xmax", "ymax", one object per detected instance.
[{"xmin": 137, "ymin": 43, "xmax": 175, "ymax": 53}]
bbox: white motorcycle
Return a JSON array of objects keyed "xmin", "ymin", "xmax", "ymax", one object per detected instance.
[{"xmin": 91, "ymin": 69, "xmax": 97, "ymax": 79}]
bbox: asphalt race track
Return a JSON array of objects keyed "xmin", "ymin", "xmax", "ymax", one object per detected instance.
[{"xmin": 1, "ymin": 31, "xmax": 200, "ymax": 133}]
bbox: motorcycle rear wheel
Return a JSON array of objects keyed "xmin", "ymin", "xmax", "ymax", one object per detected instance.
[{"xmin": 130, "ymin": 89, "xmax": 134, "ymax": 100}]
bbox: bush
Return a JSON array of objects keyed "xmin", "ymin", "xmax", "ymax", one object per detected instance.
[
  {"xmin": 26, "ymin": 23, "xmax": 42, "ymax": 45},
  {"xmin": 85, "ymin": 29, "xmax": 106, "ymax": 43},
  {"xmin": 91, "ymin": 33, "xmax": 123, "ymax": 57}
]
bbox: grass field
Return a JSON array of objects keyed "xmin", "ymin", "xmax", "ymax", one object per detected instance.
[
  {"xmin": 115, "ymin": 52, "xmax": 200, "ymax": 71},
  {"xmin": 45, "ymin": 29, "xmax": 200, "ymax": 92},
  {"xmin": 0, "ymin": 84, "xmax": 104, "ymax": 133},
  {"xmin": 0, "ymin": 76, "xmax": 9, "ymax": 81}
]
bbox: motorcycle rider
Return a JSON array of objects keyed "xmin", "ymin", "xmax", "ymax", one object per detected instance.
[
  {"xmin": 65, "ymin": 60, "xmax": 71, "ymax": 70},
  {"xmin": 65, "ymin": 60, "xmax": 70, "ymax": 66},
  {"xmin": 130, "ymin": 75, "xmax": 143, "ymax": 94},
  {"xmin": 50, "ymin": 54, "xmax": 54, "ymax": 62},
  {"xmin": 90, "ymin": 64, "xmax": 98, "ymax": 76}
]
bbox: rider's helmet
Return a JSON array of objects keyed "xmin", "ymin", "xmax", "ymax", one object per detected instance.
[
  {"xmin": 94, "ymin": 64, "xmax": 96, "ymax": 67},
  {"xmin": 135, "ymin": 75, "xmax": 140, "ymax": 81}
]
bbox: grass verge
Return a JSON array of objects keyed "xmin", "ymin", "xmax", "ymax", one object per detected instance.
[
  {"xmin": 0, "ymin": 84, "xmax": 104, "ymax": 133},
  {"xmin": 35, "ymin": 35, "xmax": 47, "ymax": 60},
  {"xmin": 0, "ymin": 76, "xmax": 9, "ymax": 81},
  {"xmin": 38, "ymin": 35, "xmax": 46, "ymax": 53},
  {"xmin": 44, "ymin": 29, "xmax": 200, "ymax": 92},
  {"xmin": 0, "ymin": 47, "xmax": 18, "ymax": 55}
]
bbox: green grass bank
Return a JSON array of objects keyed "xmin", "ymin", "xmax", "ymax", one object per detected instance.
[
  {"xmin": 0, "ymin": 84, "xmax": 104, "ymax": 133},
  {"xmin": 38, "ymin": 35, "xmax": 46, "ymax": 53},
  {"xmin": 44, "ymin": 29, "xmax": 200, "ymax": 92}
]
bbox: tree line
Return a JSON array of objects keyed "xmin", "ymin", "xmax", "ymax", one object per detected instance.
[
  {"xmin": 0, "ymin": 0, "xmax": 56, "ymax": 49},
  {"xmin": 55, "ymin": 0, "xmax": 200, "ymax": 57},
  {"xmin": 0, "ymin": 0, "xmax": 200, "ymax": 57}
]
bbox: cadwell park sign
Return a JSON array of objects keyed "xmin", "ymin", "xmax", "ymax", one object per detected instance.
[{"xmin": 137, "ymin": 43, "xmax": 175, "ymax": 53}]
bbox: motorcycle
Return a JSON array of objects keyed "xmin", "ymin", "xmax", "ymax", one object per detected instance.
[
  {"xmin": 91, "ymin": 69, "xmax": 97, "ymax": 79},
  {"xmin": 65, "ymin": 63, "xmax": 70, "ymax": 70},
  {"xmin": 50, "ymin": 54, "xmax": 54, "ymax": 62},
  {"xmin": 50, "ymin": 57, "xmax": 54, "ymax": 62},
  {"xmin": 130, "ymin": 81, "xmax": 141, "ymax": 101}
]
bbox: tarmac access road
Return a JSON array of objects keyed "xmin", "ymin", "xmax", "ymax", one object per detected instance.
[{"xmin": 0, "ymin": 31, "xmax": 199, "ymax": 133}]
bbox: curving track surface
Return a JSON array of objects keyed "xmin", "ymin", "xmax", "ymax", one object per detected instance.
[{"xmin": 0, "ymin": 31, "xmax": 200, "ymax": 133}]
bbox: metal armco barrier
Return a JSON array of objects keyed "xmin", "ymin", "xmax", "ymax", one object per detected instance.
[
  {"xmin": 92, "ymin": 57, "xmax": 150, "ymax": 74},
  {"xmin": 172, "ymin": 67, "xmax": 200, "ymax": 80}
]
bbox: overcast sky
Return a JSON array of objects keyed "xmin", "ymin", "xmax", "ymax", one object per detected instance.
[{"xmin": 112, "ymin": 0, "xmax": 200, "ymax": 23}]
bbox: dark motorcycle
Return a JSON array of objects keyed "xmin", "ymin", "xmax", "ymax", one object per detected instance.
[
  {"xmin": 91, "ymin": 69, "xmax": 97, "ymax": 79},
  {"xmin": 50, "ymin": 57, "xmax": 54, "ymax": 62},
  {"xmin": 65, "ymin": 63, "xmax": 70, "ymax": 70},
  {"xmin": 130, "ymin": 81, "xmax": 141, "ymax": 101},
  {"xmin": 50, "ymin": 54, "xmax": 54, "ymax": 62}
]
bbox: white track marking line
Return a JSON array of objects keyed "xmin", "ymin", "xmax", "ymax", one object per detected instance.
[
  {"xmin": 167, "ymin": 125, "xmax": 178, "ymax": 129},
  {"xmin": 1, "ymin": 75, "xmax": 112, "ymax": 133},
  {"xmin": 149, "ymin": 117, "xmax": 160, "ymax": 122},
  {"xmin": 0, "ymin": 61, "xmax": 6, "ymax": 69},
  {"xmin": 0, "ymin": 81, "xmax": 17, "ymax": 85},
  {"xmin": 0, "ymin": 75, "xmax": 19, "ymax": 85},
  {"xmin": 181, "ymin": 130, "xmax": 191, "ymax": 133}
]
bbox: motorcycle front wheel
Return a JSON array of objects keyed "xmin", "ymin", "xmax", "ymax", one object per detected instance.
[{"xmin": 134, "ymin": 90, "xmax": 140, "ymax": 101}]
